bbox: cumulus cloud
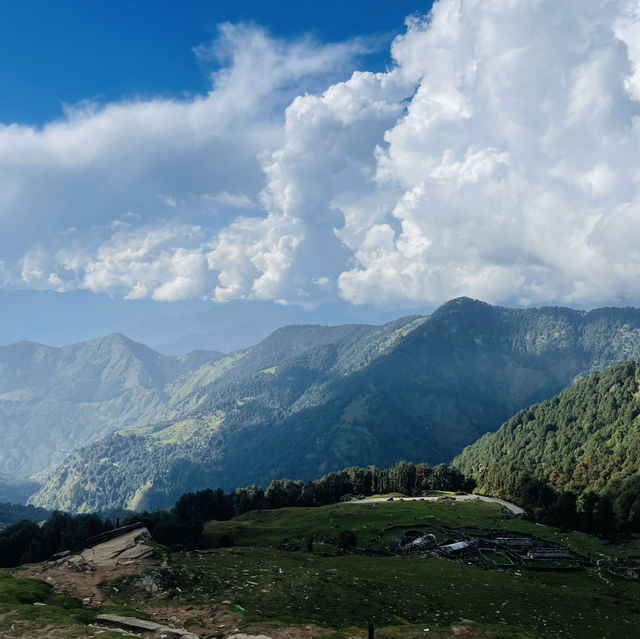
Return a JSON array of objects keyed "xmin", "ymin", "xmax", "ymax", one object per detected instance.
[
  {"xmin": 336, "ymin": 0, "xmax": 640, "ymax": 306},
  {"xmin": 5, "ymin": 1, "xmax": 640, "ymax": 308},
  {"xmin": 0, "ymin": 24, "xmax": 365, "ymax": 302}
]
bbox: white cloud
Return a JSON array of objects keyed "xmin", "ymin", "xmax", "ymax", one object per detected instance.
[
  {"xmin": 0, "ymin": 24, "xmax": 365, "ymax": 295},
  {"xmin": 206, "ymin": 212, "xmax": 304, "ymax": 302},
  {"xmin": 202, "ymin": 191, "xmax": 256, "ymax": 209},
  {"xmin": 19, "ymin": 224, "xmax": 211, "ymax": 301},
  {"xmin": 337, "ymin": 0, "xmax": 640, "ymax": 306},
  {"xmin": 5, "ymin": 2, "xmax": 640, "ymax": 309}
]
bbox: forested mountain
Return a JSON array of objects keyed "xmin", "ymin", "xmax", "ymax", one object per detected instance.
[
  {"xmin": 0, "ymin": 333, "xmax": 223, "ymax": 481},
  {"xmin": 454, "ymin": 361, "xmax": 640, "ymax": 511},
  {"xmin": 28, "ymin": 298, "xmax": 640, "ymax": 512}
]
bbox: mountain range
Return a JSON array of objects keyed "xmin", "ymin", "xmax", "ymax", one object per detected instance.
[
  {"xmin": 14, "ymin": 297, "xmax": 640, "ymax": 512},
  {"xmin": 0, "ymin": 334, "xmax": 223, "ymax": 480}
]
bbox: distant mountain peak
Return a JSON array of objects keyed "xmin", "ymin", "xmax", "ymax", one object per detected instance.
[{"xmin": 433, "ymin": 296, "xmax": 493, "ymax": 314}]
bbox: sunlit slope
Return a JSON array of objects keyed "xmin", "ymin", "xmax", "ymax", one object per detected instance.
[
  {"xmin": 454, "ymin": 360, "xmax": 640, "ymax": 500},
  {"xmin": 32, "ymin": 298, "xmax": 640, "ymax": 511}
]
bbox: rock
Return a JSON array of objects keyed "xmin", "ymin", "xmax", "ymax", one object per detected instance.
[
  {"xmin": 137, "ymin": 573, "xmax": 161, "ymax": 593},
  {"xmin": 47, "ymin": 526, "xmax": 154, "ymax": 573},
  {"xmin": 66, "ymin": 555, "xmax": 96, "ymax": 572},
  {"xmin": 96, "ymin": 613, "xmax": 200, "ymax": 637},
  {"xmin": 117, "ymin": 544, "xmax": 155, "ymax": 561},
  {"xmin": 226, "ymin": 635, "xmax": 273, "ymax": 639},
  {"xmin": 81, "ymin": 527, "xmax": 153, "ymax": 565},
  {"xmin": 135, "ymin": 565, "xmax": 177, "ymax": 593}
]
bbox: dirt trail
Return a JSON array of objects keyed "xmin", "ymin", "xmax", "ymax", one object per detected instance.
[{"xmin": 350, "ymin": 494, "xmax": 526, "ymax": 516}]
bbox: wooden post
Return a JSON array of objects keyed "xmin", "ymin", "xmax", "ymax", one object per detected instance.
[{"xmin": 368, "ymin": 622, "xmax": 374, "ymax": 639}]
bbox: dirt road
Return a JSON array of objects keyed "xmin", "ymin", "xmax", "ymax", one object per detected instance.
[{"xmin": 350, "ymin": 493, "xmax": 526, "ymax": 516}]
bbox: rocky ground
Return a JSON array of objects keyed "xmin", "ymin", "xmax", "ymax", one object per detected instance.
[{"xmin": 12, "ymin": 526, "xmax": 342, "ymax": 639}]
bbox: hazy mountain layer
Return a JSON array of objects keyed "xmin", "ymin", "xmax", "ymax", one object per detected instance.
[
  {"xmin": 0, "ymin": 333, "xmax": 223, "ymax": 480},
  {"xmin": 29, "ymin": 298, "xmax": 640, "ymax": 512},
  {"xmin": 0, "ymin": 473, "xmax": 41, "ymax": 505}
]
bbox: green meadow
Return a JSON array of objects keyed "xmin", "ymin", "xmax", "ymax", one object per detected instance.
[
  {"xmin": 3, "ymin": 499, "xmax": 640, "ymax": 638},
  {"xmin": 183, "ymin": 500, "xmax": 640, "ymax": 638}
]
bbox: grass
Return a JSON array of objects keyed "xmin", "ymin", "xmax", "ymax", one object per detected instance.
[
  {"xmin": 203, "ymin": 499, "xmax": 630, "ymax": 558},
  {"xmin": 0, "ymin": 571, "xmax": 153, "ymax": 637},
  {"xmin": 0, "ymin": 570, "xmax": 96, "ymax": 636},
  {"xmin": 171, "ymin": 545, "xmax": 640, "ymax": 638},
  {"xmin": 194, "ymin": 499, "xmax": 640, "ymax": 638},
  {"xmin": 4, "ymin": 499, "xmax": 640, "ymax": 638}
]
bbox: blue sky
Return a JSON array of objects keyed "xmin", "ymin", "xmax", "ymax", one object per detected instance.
[
  {"xmin": 0, "ymin": 0, "xmax": 434, "ymax": 349},
  {"xmin": 1, "ymin": 0, "xmax": 640, "ymax": 351},
  {"xmin": 0, "ymin": 0, "xmax": 429, "ymax": 125}
]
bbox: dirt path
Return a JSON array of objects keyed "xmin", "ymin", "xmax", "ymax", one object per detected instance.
[{"xmin": 349, "ymin": 494, "xmax": 527, "ymax": 516}]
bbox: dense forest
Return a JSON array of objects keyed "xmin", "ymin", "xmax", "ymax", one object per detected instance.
[
  {"xmin": 33, "ymin": 299, "xmax": 640, "ymax": 513},
  {"xmin": 454, "ymin": 361, "xmax": 640, "ymax": 534},
  {"xmin": 0, "ymin": 503, "xmax": 50, "ymax": 526},
  {"xmin": 0, "ymin": 475, "xmax": 43, "ymax": 506},
  {"xmin": 0, "ymin": 461, "xmax": 470, "ymax": 567}
]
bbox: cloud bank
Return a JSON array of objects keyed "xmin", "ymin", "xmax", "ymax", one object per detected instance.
[{"xmin": 3, "ymin": 0, "xmax": 640, "ymax": 308}]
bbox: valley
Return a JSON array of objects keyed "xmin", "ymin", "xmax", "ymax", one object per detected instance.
[{"xmin": 6, "ymin": 297, "xmax": 640, "ymax": 513}]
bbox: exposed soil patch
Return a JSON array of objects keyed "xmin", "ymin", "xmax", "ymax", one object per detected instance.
[
  {"xmin": 14, "ymin": 527, "xmax": 159, "ymax": 607},
  {"xmin": 16, "ymin": 553, "xmax": 154, "ymax": 606}
]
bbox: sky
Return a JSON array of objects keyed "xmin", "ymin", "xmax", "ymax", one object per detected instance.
[{"xmin": 1, "ymin": 0, "xmax": 640, "ymax": 351}]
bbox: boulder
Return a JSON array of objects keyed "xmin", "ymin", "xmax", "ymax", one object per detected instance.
[{"xmin": 96, "ymin": 613, "xmax": 199, "ymax": 638}]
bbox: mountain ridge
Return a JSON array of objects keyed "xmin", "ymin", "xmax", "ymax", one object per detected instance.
[
  {"xmin": 29, "ymin": 298, "xmax": 640, "ymax": 512},
  {"xmin": 0, "ymin": 333, "xmax": 224, "ymax": 480}
]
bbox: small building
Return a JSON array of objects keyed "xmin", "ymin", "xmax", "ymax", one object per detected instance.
[
  {"xmin": 406, "ymin": 534, "xmax": 437, "ymax": 552},
  {"xmin": 441, "ymin": 541, "xmax": 474, "ymax": 555},
  {"xmin": 625, "ymin": 567, "xmax": 640, "ymax": 580}
]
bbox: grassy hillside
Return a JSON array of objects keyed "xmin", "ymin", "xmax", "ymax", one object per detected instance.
[
  {"xmin": 32, "ymin": 298, "xmax": 640, "ymax": 512},
  {"xmin": 4, "ymin": 499, "xmax": 640, "ymax": 638},
  {"xmin": 141, "ymin": 500, "xmax": 640, "ymax": 638}
]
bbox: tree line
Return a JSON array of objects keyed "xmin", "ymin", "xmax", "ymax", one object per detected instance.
[
  {"xmin": 0, "ymin": 461, "xmax": 471, "ymax": 567},
  {"xmin": 475, "ymin": 462, "xmax": 640, "ymax": 535}
]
